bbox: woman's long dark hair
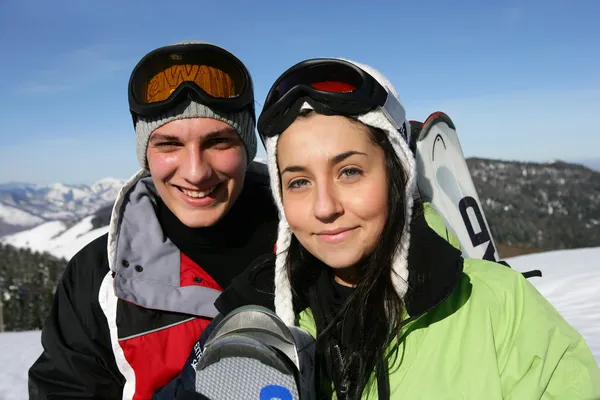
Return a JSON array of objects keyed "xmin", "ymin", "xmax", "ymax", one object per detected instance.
[{"xmin": 282, "ymin": 113, "xmax": 418, "ymax": 399}]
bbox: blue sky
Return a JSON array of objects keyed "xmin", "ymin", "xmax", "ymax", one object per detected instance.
[{"xmin": 0, "ymin": 0, "xmax": 598, "ymax": 184}]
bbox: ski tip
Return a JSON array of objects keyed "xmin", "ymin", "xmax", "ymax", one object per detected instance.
[
  {"xmin": 422, "ymin": 111, "xmax": 456, "ymax": 130},
  {"xmin": 411, "ymin": 112, "xmax": 457, "ymax": 145}
]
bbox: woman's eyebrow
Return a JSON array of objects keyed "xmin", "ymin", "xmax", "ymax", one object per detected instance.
[
  {"xmin": 281, "ymin": 150, "xmax": 367, "ymax": 175},
  {"xmin": 330, "ymin": 150, "xmax": 367, "ymax": 165}
]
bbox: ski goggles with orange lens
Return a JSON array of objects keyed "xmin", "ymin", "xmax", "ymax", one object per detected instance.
[
  {"xmin": 257, "ymin": 58, "xmax": 406, "ymax": 140},
  {"xmin": 128, "ymin": 43, "xmax": 255, "ymax": 123}
]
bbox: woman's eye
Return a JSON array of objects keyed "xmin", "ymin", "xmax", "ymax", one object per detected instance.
[
  {"xmin": 341, "ymin": 167, "xmax": 363, "ymax": 178},
  {"xmin": 288, "ymin": 179, "xmax": 309, "ymax": 189}
]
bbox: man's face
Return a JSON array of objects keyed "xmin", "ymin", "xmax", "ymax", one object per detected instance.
[{"xmin": 147, "ymin": 117, "xmax": 248, "ymax": 228}]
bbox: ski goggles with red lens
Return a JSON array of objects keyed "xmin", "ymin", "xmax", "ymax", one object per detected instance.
[
  {"xmin": 257, "ymin": 58, "xmax": 406, "ymax": 140},
  {"xmin": 128, "ymin": 43, "xmax": 255, "ymax": 124}
]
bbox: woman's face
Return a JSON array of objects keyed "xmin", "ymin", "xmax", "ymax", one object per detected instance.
[{"xmin": 277, "ymin": 113, "xmax": 389, "ymax": 280}]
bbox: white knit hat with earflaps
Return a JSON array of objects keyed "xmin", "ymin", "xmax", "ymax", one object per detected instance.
[{"xmin": 264, "ymin": 60, "xmax": 417, "ymax": 326}]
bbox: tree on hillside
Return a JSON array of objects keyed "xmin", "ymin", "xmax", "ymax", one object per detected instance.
[{"xmin": 0, "ymin": 244, "xmax": 65, "ymax": 331}]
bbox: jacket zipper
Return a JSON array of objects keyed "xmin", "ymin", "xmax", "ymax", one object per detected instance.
[{"xmin": 333, "ymin": 343, "xmax": 350, "ymax": 398}]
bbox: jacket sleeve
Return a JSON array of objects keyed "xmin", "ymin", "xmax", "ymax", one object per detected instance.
[
  {"xmin": 496, "ymin": 272, "xmax": 600, "ymax": 399},
  {"xmin": 28, "ymin": 237, "xmax": 125, "ymax": 399}
]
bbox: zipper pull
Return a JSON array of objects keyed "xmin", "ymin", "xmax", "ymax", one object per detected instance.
[
  {"xmin": 333, "ymin": 344, "xmax": 350, "ymax": 398},
  {"xmin": 339, "ymin": 378, "xmax": 350, "ymax": 397}
]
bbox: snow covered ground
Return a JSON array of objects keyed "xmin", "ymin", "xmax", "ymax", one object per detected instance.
[
  {"xmin": 0, "ymin": 331, "xmax": 42, "ymax": 399},
  {"xmin": 0, "ymin": 247, "xmax": 598, "ymax": 399}
]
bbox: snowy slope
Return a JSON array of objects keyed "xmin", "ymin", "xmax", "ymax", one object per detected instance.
[
  {"xmin": 0, "ymin": 203, "xmax": 45, "ymax": 227},
  {"xmin": 0, "ymin": 216, "xmax": 108, "ymax": 260},
  {"xmin": 50, "ymin": 225, "xmax": 109, "ymax": 260},
  {"xmin": 1, "ymin": 220, "xmax": 67, "ymax": 249},
  {"xmin": 1, "ymin": 247, "xmax": 598, "ymax": 399}
]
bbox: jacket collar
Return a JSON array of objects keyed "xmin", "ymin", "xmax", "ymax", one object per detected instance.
[
  {"xmin": 404, "ymin": 211, "xmax": 464, "ymax": 318},
  {"xmin": 106, "ymin": 169, "xmax": 221, "ymax": 318}
]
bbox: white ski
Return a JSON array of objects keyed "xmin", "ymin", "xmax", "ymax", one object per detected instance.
[{"xmin": 411, "ymin": 112, "xmax": 500, "ymax": 262}]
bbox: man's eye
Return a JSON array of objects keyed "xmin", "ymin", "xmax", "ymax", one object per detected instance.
[
  {"xmin": 156, "ymin": 142, "xmax": 180, "ymax": 147},
  {"xmin": 208, "ymin": 138, "xmax": 234, "ymax": 147}
]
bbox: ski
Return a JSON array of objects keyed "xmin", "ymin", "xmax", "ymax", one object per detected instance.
[{"xmin": 409, "ymin": 112, "xmax": 541, "ymax": 278}]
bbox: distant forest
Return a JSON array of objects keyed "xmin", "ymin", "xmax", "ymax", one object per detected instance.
[{"xmin": 0, "ymin": 244, "xmax": 65, "ymax": 332}]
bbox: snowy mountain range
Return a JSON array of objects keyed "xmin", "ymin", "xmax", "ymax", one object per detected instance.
[{"xmin": 0, "ymin": 178, "xmax": 124, "ymax": 236}]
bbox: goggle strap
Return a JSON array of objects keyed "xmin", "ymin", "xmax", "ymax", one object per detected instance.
[{"xmin": 380, "ymin": 92, "xmax": 406, "ymax": 130}]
